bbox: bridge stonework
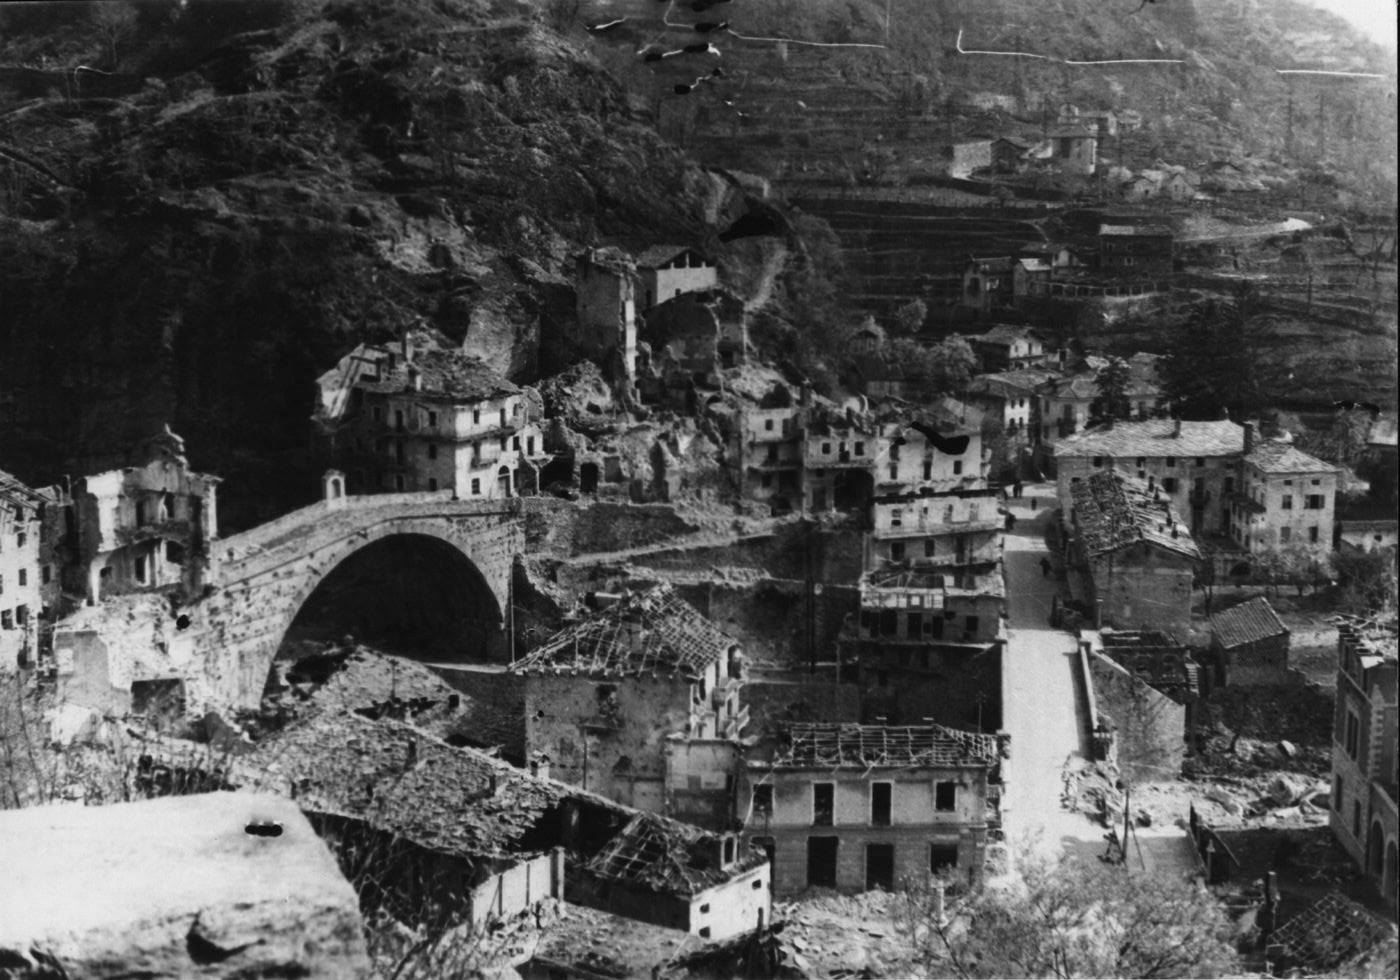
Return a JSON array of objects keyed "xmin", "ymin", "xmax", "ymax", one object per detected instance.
[{"xmin": 177, "ymin": 494, "xmax": 523, "ymax": 712}]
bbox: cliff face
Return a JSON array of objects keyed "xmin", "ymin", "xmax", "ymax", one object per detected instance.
[{"xmin": 0, "ymin": 0, "xmax": 759, "ymax": 526}]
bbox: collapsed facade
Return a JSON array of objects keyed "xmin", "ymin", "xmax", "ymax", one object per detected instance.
[
  {"xmin": 510, "ymin": 584, "xmax": 748, "ymax": 827},
  {"xmin": 742, "ymin": 723, "xmax": 1005, "ymax": 895}
]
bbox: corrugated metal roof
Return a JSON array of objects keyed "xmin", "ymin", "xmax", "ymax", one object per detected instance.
[{"xmin": 1211, "ymin": 597, "xmax": 1288, "ymax": 649}]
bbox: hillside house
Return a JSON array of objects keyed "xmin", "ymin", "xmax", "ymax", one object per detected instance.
[
  {"xmin": 1098, "ymin": 224, "xmax": 1174, "ymax": 279},
  {"xmin": 966, "ymin": 370, "xmax": 1048, "ymax": 439},
  {"xmin": 1035, "ymin": 359, "xmax": 1165, "ymax": 453},
  {"xmin": 1059, "ymin": 105, "xmax": 1118, "ymax": 139},
  {"xmin": 940, "ymin": 140, "xmax": 993, "ymax": 179},
  {"xmin": 991, "ymin": 137, "xmax": 1031, "ymax": 173},
  {"xmin": 1209, "ymin": 597, "xmax": 1290, "ymax": 687},
  {"xmin": 735, "ymin": 385, "xmax": 807, "ymax": 514},
  {"xmin": 1055, "ymin": 419, "xmax": 1245, "ymax": 535},
  {"xmin": 1338, "ymin": 518, "xmax": 1399, "ymax": 553},
  {"xmin": 967, "ymin": 326, "xmax": 1046, "ymax": 373},
  {"xmin": 510, "ymin": 584, "xmax": 748, "ymax": 826},
  {"xmin": 1048, "ymin": 124, "xmax": 1098, "ymax": 175},
  {"xmin": 1018, "ymin": 242, "xmax": 1080, "ymax": 272},
  {"xmin": 63, "ymin": 428, "xmax": 220, "ymax": 606},
  {"xmin": 575, "ymin": 247, "xmax": 640, "ymax": 380},
  {"xmin": 315, "ymin": 336, "xmax": 549, "ymax": 500},
  {"xmin": 961, "ymin": 256, "xmax": 1015, "ymax": 313},
  {"xmin": 742, "ymin": 723, "xmax": 1004, "ymax": 895},
  {"xmin": 1227, "ymin": 435, "xmax": 1339, "ymax": 557},
  {"xmin": 1068, "ymin": 471, "xmax": 1201, "ymax": 636},
  {"xmin": 1329, "ymin": 621, "xmax": 1398, "ymax": 911},
  {"xmin": 0, "ymin": 470, "xmax": 47, "ymax": 671},
  {"xmin": 634, "ymin": 246, "xmax": 718, "ymax": 311}
]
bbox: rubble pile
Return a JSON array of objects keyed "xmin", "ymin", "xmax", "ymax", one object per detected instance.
[{"xmin": 772, "ymin": 892, "xmax": 919, "ymax": 979}]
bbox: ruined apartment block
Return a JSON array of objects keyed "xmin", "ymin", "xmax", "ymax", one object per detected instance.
[
  {"xmin": 742, "ymin": 723, "xmax": 1005, "ymax": 896},
  {"xmin": 315, "ymin": 334, "xmax": 549, "ymax": 499},
  {"xmin": 55, "ymin": 427, "xmax": 221, "ymax": 607},
  {"xmin": 1329, "ymin": 620, "xmax": 1399, "ymax": 909},
  {"xmin": 1068, "ymin": 470, "xmax": 1200, "ymax": 637},
  {"xmin": 510, "ymin": 584, "xmax": 747, "ymax": 827}
]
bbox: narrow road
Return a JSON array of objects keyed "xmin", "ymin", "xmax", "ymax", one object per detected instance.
[{"xmin": 999, "ymin": 485, "xmax": 1103, "ymax": 866}]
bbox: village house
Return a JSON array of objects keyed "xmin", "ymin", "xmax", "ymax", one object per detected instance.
[
  {"xmin": 1209, "ymin": 596, "xmax": 1291, "ymax": 687},
  {"xmin": 961, "ymin": 256, "xmax": 1016, "ymax": 314},
  {"xmin": 1018, "ymin": 241, "xmax": 1081, "ymax": 273},
  {"xmin": 1098, "ymin": 224, "xmax": 1174, "ymax": 279},
  {"xmin": 57, "ymin": 428, "xmax": 221, "ymax": 607},
  {"xmin": 939, "ymin": 139, "xmax": 993, "ymax": 179},
  {"xmin": 1035, "ymin": 355, "xmax": 1164, "ymax": 455},
  {"xmin": 966, "ymin": 370, "xmax": 1047, "ymax": 440},
  {"xmin": 990, "ymin": 136, "xmax": 1031, "ymax": 173},
  {"xmin": 232, "ymin": 710, "xmax": 771, "ymax": 939},
  {"xmin": 1047, "ymin": 124, "xmax": 1098, "ymax": 175},
  {"xmin": 1067, "ymin": 471, "xmax": 1201, "ymax": 636},
  {"xmin": 1012, "ymin": 256, "xmax": 1053, "ymax": 298},
  {"xmin": 1329, "ymin": 620, "xmax": 1398, "ymax": 910},
  {"xmin": 734, "ymin": 385, "xmax": 808, "ymax": 514},
  {"xmin": 574, "ymin": 247, "xmax": 640, "ymax": 380},
  {"xmin": 966, "ymin": 325, "xmax": 1048, "ymax": 373},
  {"xmin": 314, "ymin": 336, "xmax": 549, "ymax": 500},
  {"xmin": 1054, "ymin": 418, "xmax": 1245, "ymax": 536},
  {"xmin": 1338, "ymin": 518, "xmax": 1399, "ymax": 553},
  {"xmin": 510, "ymin": 584, "xmax": 748, "ymax": 827},
  {"xmin": 633, "ymin": 245, "xmax": 719, "ymax": 311},
  {"xmin": 742, "ymin": 723, "xmax": 1005, "ymax": 895},
  {"xmin": 0, "ymin": 469, "xmax": 47, "ymax": 671},
  {"xmin": 1059, "ymin": 105, "xmax": 1118, "ymax": 139},
  {"xmin": 1227, "ymin": 434, "xmax": 1339, "ymax": 557}
]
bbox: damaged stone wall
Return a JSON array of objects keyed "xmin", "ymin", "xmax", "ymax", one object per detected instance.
[
  {"xmin": 521, "ymin": 498, "xmax": 700, "ymax": 557},
  {"xmin": 1090, "ymin": 651, "xmax": 1187, "ymax": 781},
  {"xmin": 54, "ymin": 594, "xmax": 184, "ymax": 717},
  {"xmin": 676, "ymin": 580, "xmax": 859, "ymax": 669}
]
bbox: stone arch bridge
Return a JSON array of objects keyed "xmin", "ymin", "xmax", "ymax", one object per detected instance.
[{"xmin": 179, "ymin": 492, "xmax": 522, "ymax": 711}]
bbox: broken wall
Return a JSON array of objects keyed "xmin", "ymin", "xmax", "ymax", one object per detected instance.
[{"xmin": 1090, "ymin": 652, "xmax": 1186, "ymax": 780}]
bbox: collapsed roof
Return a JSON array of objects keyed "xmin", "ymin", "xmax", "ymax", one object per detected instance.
[
  {"xmin": 1071, "ymin": 471, "xmax": 1202, "ymax": 561},
  {"xmin": 767, "ymin": 723, "xmax": 1004, "ymax": 770}
]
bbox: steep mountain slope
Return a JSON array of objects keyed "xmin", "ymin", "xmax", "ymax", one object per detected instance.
[{"xmin": 0, "ymin": 0, "xmax": 772, "ymax": 526}]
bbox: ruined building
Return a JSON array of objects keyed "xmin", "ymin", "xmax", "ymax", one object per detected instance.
[
  {"xmin": 633, "ymin": 245, "xmax": 719, "ymax": 311},
  {"xmin": 52, "ymin": 427, "xmax": 221, "ymax": 606},
  {"xmin": 845, "ymin": 488, "xmax": 1006, "ymax": 729},
  {"xmin": 1068, "ymin": 470, "xmax": 1200, "ymax": 636},
  {"xmin": 1329, "ymin": 620, "xmax": 1398, "ymax": 911},
  {"xmin": 0, "ymin": 469, "xmax": 47, "ymax": 671},
  {"xmin": 574, "ymin": 247, "xmax": 640, "ymax": 381},
  {"xmin": 510, "ymin": 584, "xmax": 748, "ymax": 828},
  {"xmin": 742, "ymin": 723, "xmax": 1005, "ymax": 895},
  {"xmin": 314, "ymin": 334, "xmax": 549, "ymax": 498}
]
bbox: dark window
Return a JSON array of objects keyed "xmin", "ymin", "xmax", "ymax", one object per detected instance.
[
  {"xmin": 752, "ymin": 784, "xmax": 773, "ymax": 815},
  {"xmin": 1305, "ymin": 494, "xmax": 1326, "ymax": 510},
  {"xmin": 1353, "ymin": 801, "xmax": 1362, "ymax": 840},
  {"xmin": 871, "ymin": 783, "xmax": 892, "ymax": 826},
  {"xmin": 964, "ymin": 616, "xmax": 980, "ymax": 636},
  {"xmin": 1345, "ymin": 712, "xmax": 1360, "ymax": 759},
  {"xmin": 1281, "ymin": 494, "xmax": 1293, "ymax": 510},
  {"xmin": 427, "ymin": 443, "xmax": 438, "ymax": 460},
  {"xmin": 41, "ymin": 566, "xmax": 51, "ymax": 585},
  {"xmin": 866, "ymin": 843, "xmax": 895, "ymax": 891},
  {"xmin": 907, "ymin": 613, "xmax": 923, "ymax": 640},
  {"xmin": 930, "ymin": 843, "xmax": 960, "ymax": 874},
  {"xmin": 699, "ymin": 927, "xmax": 711, "ymax": 939},
  {"xmin": 765, "ymin": 419, "xmax": 774, "ymax": 431},
  {"xmin": 1195, "ymin": 457, "xmax": 1205, "ymax": 468},
  {"xmin": 807, "ymin": 837, "xmax": 838, "ymax": 888},
  {"xmin": 891, "ymin": 542, "xmax": 906, "ymax": 562},
  {"xmin": 813, "ymin": 783, "xmax": 834, "ymax": 826},
  {"xmin": 935, "ymin": 781, "xmax": 957, "ymax": 812},
  {"xmin": 855, "ymin": 442, "xmax": 865, "ymax": 456},
  {"xmin": 1161, "ymin": 477, "xmax": 1178, "ymax": 493},
  {"xmin": 1165, "ymin": 457, "xmax": 1176, "ymax": 468},
  {"xmin": 924, "ymin": 540, "xmax": 936, "ymax": 558},
  {"xmin": 923, "ymin": 461, "xmax": 933, "ymax": 479},
  {"xmin": 17, "ymin": 570, "xmax": 26, "ymax": 587},
  {"xmin": 428, "ymin": 478, "xmax": 438, "ymax": 491},
  {"xmin": 953, "ymin": 460, "xmax": 963, "ymax": 475},
  {"xmin": 1333, "ymin": 777, "xmax": 1343, "ymax": 811},
  {"xmin": 471, "ymin": 478, "xmax": 481, "ymax": 495},
  {"xmin": 1309, "ymin": 526, "xmax": 1319, "ymax": 543},
  {"xmin": 1092, "ymin": 456, "xmax": 1103, "ymax": 468},
  {"xmin": 428, "ymin": 411, "xmax": 438, "ymax": 427}
]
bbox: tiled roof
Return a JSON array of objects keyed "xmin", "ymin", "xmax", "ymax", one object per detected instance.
[
  {"xmin": 769, "ymin": 723, "xmax": 1003, "ymax": 770},
  {"xmin": 973, "ymin": 325, "xmax": 1037, "ymax": 346},
  {"xmin": 968, "ymin": 369, "xmax": 1054, "ymax": 399},
  {"xmin": 510, "ymin": 583, "xmax": 737, "ymax": 679},
  {"xmin": 1245, "ymin": 440, "xmax": 1340, "ymax": 475},
  {"xmin": 586, "ymin": 813, "xmax": 765, "ymax": 897},
  {"xmin": 1366, "ymin": 413, "xmax": 1397, "ymax": 448},
  {"xmin": 356, "ymin": 347, "xmax": 519, "ymax": 402},
  {"xmin": 1211, "ymin": 597, "xmax": 1288, "ymax": 649},
  {"xmin": 1056, "ymin": 419, "xmax": 1243, "ymax": 458},
  {"xmin": 1071, "ymin": 471, "xmax": 1201, "ymax": 560},
  {"xmin": 633, "ymin": 244, "xmax": 707, "ymax": 269}
]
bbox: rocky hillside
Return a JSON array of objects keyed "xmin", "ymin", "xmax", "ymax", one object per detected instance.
[{"xmin": 0, "ymin": 0, "xmax": 786, "ymax": 526}]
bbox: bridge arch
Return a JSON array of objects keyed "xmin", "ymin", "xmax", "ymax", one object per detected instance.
[{"xmin": 197, "ymin": 502, "xmax": 520, "ymax": 710}]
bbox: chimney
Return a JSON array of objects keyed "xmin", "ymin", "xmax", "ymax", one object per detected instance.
[
  {"xmin": 1243, "ymin": 421, "xmax": 1255, "ymax": 455},
  {"xmin": 408, "ymin": 365, "xmax": 422, "ymax": 391},
  {"xmin": 1173, "ymin": 418, "xmax": 1182, "ymax": 438},
  {"xmin": 1058, "ymin": 347, "xmax": 1068, "ymax": 371}
]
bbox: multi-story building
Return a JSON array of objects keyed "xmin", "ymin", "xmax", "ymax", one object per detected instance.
[
  {"xmin": 1036, "ymin": 356, "xmax": 1164, "ymax": 452},
  {"xmin": 1329, "ymin": 620, "xmax": 1398, "ymax": 909},
  {"xmin": 967, "ymin": 370, "xmax": 1050, "ymax": 439},
  {"xmin": 1054, "ymin": 419, "xmax": 1245, "ymax": 535},
  {"xmin": 633, "ymin": 245, "xmax": 718, "ymax": 311},
  {"xmin": 1067, "ymin": 471, "xmax": 1200, "ymax": 636},
  {"xmin": 61, "ymin": 428, "xmax": 221, "ymax": 606},
  {"xmin": 574, "ymin": 247, "xmax": 639, "ymax": 380},
  {"xmin": 1098, "ymin": 224, "xmax": 1174, "ymax": 279},
  {"xmin": 961, "ymin": 256, "xmax": 1016, "ymax": 314},
  {"xmin": 966, "ymin": 326, "xmax": 1049, "ymax": 373},
  {"xmin": 315, "ymin": 336, "xmax": 549, "ymax": 499},
  {"xmin": 865, "ymin": 489, "xmax": 1001, "ymax": 569},
  {"xmin": 510, "ymin": 584, "xmax": 748, "ymax": 827},
  {"xmin": 741, "ymin": 723, "xmax": 1005, "ymax": 895},
  {"xmin": 1227, "ymin": 435, "xmax": 1339, "ymax": 557},
  {"xmin": 0, "ymin": 469, "xmax": 47, "ymax": 671}
]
